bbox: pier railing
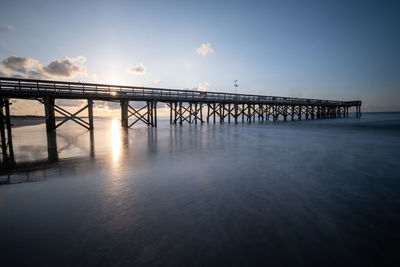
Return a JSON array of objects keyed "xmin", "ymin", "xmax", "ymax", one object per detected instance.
[{"xmin": 0, "ymin": 77, "xmax": 360, "ymax": 107}]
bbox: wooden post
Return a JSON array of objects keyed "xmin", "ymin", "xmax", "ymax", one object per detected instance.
[
  {"xmin": 252, "ymin": 104, "xmax": 255, "ymax": 122},
  {"xmin": 88, "ymin": 99, "xmax": 94, "ymax": 130},
  {"xmin": 149, "ymin": 101, "xmax": 153, "ymax": 126},
  {"xmin": 234, "ymin": 103, "xmax": 238, "ymax": 123},
  {"xmin": 228, "ymin": 103, "xmax": 231, "ymax": 123},
  {"xmin": 200, "ymin": 104, "xmax": 203, "ymax": 123},
  {"xmin": 261, "ymin": 105, "xmax": 264, "ymax": 122},
  {"xmin": 120, "ymin": 100, "xmax": 128, "ymax": 128},
  {"xmin": 170, "ymin": 102, "xmax": 173, "ymax": 124},
  {"xmin": 207, "ymin": 104, "xmax": 210, "ymax": 123},
  {"xmin": 311, "ymin": 106, "xmax": 315, "ymax": 119},
  {"xmin": 247, "ymin": 104, "xmax": 251, "ymax": 122},
  {"xmin": 154, "ymin": 101, "xmax": 157, "ymax": 127},
  {"xmin": 44, "ymin": 97, "xmax": 56, "ymax": 132},
  {"xmin": 174, "ymin": 102, "xmax": 177, "ymax": 124},
  {"xmin": 219, "ymin": 103, "xmax": 223, "ymax": 123},
  {"xmin": 253, "ymin": 104, "xmax": 256, "ymax": 122},
  {"xmin": 242, "ymin": 104, "xmax": 245, "ymax": 122},
  {"xmin": 189, "ymin": 103, "xmax": 193, "ymax": 123},
  {"xmin": 298, "ymin": 105, "xmax": 302, "ymax": 120},
  {"xmin": 213, "ymin": 103, "xmax": 216, "ymax": 123},
  {"xmin": 179, "ymin": 102, "xmax": 183, "ymax": 125},
  {"xmin": 305, "ymin": 106, "xmax": 309, "ymax": 120},
  {"xmin": 283, "ymin": 106, "xmax": 287, "ymax": 121},
  {"xmin": 272, "ymin": 105, "xmax": 275, "ymax": 121},
  {"xmin": 0, "ymin": 99, "xmax": 8, "ymax": 164},
  {"xmin": 4, "ymin": 99, "xmax": 14, "ymax": 162},
  {"xmin": 194, "ymin": 103, "xmax": 198, "ymax": 124}
]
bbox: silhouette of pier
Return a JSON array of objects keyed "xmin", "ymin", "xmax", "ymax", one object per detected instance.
[{"xmin": 0, "ymin": 77, "xmax": 361, "ymax": 167}]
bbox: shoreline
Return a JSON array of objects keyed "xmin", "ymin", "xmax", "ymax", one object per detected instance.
[{"xmin": 10, "ymin": 117, "xmax": 45, "ymax": 128}]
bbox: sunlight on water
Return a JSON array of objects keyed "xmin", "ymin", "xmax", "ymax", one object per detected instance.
[{"xmin": 111, "ymin": 119, "xmax": 121, "ymax": 164}]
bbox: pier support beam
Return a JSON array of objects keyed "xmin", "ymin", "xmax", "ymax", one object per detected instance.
[
  {"xmin": 305, "ymin": 106, "xmax": 309, "ymax": 120},
  {"xmin": 173, "ymin": 102, "xmax": 204, "ymax": 125},
  {"xmin": 169, "ymin": 102, "xmax": 173, "ymax": 124},
  {"xmin": 153, "ymin": 101, "xmax": 158, "ymax": 127},
  {"xmin": 121, "ymin": 100, "xmax": 128, "ymax": 128},
  {"xmin": 122, "ymin": 101, "xmax": 157, "ymax": 128},
  {"xmin": 356, "ymin": 105, "xmax": 362, "ymax": 118},
  {"xmin": 298, "ymin": 105, "xmax": 302, "ymax": 120},
  {"xmin": 206, "ymin": 103, "xmax": 219, "ymax": 124},
  {"xmin": 44, "ymin": 97, "xmax": 56, "ymax": 132},
  {"xmin": 234, "ymin": 103, "xmax": 238, "ymax": 123},
  {"xmin": 0, "ymin": 98, "xmax": 14, "ymax": 166},
  {"xmin": 40, "ymin": 98, "xmax": 94, "ymax": 131},
  {"xmin": 282, "ymin": 105, "xmax": 288, "ymax": 121},
  {"xmin": 88, "ymin": 99, "xmax": 94, "ymax": 130},
  {"xmin": 291, "ymin": 106, "xmax": 295, "ymax": 121}
]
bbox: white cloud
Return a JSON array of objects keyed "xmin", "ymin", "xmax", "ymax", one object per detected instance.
[
  {"xmin": 196, "ymin": 43, "xmax": 214, "ymax": 56},
  {"xmin": 127, "ymin": 63, "xmax": 146, "ymax": 75},
  {"xmin": 196, "ymin": 82, "xmax": 210, "ymax": 91},
  {"xmin": 0, "ymin": 55, "xmax": 87, "ymax": 79},
  {"xmin": 154, "ymin": 79, "xmax": 161, "ymax": 84},
  {"xmin": 2, "ymin": 55, "xmax": 37, "ymax": 73},
  {"xmin": 43, "ymin": 56, "xmax": 86, "ymax": 78},
  {"xmin": 0, "ymin": 25, "xmax": 13, "ymax": 32}
]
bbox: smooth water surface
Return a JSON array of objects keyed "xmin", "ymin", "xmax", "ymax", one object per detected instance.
[{"xmin": 1, "ymin": 113, "xmax": 400, "ymax": 266}]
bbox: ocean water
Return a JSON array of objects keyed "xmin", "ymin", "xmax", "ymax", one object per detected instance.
[{"xmin": 0, "ymin": 113, "xmax": 399, "ymax": 266}]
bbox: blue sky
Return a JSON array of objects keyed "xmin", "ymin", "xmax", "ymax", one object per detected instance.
[{"xmin": 0, "ymin": 0, "xmax": 399, "ymax": 112}]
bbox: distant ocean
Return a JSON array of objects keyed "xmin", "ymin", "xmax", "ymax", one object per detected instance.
[{"xmin": 1, "ymin": 112, "xmax": 399, "ymax": 266}]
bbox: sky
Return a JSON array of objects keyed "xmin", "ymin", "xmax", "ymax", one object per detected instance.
[{"xmin": 0, "ymin": 0, "xmax": 399, "ymax": 115}]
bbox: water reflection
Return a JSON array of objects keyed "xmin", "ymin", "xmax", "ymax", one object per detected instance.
[
  {"xmin": 47, "ymin": 131, "xmax": 58, "ymax": 162},
  {"xmin": 0, "ymin": 119, "xmax": 143, "ymax": 184},
  {"xmin": 111, "ymin": 119, "xmax": 121, "ymax": 163},
  {"xmin": 0, "ymin": 124, "xmax": 95, "ymax": 184}
]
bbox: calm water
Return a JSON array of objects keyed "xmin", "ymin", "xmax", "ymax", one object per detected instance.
[{"xmin": 1, "ymin": 113, "xmax": 399, "ymax": 266}]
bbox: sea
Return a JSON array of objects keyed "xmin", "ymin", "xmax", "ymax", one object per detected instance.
[{"xmin": 0, "ymin": 112, "xmax": 399, "ymax": 266}]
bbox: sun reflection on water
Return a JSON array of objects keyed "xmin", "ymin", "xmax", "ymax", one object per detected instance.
[{"xmin": 111, "ymin": 119, "xmax": 121, "ymax": 163}]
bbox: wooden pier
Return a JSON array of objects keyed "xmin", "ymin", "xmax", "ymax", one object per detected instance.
[{"xmin": 0, "ymin": 77, "xmax": 361, "ymax": 166}]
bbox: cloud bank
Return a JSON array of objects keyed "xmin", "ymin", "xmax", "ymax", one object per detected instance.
[{"xmin": 0, "ymin": 55, "xmax": 87, "ymax": 79}]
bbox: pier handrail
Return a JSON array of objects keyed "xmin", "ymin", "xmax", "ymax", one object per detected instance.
[{"xmin": 0, "ymin": 77, "xmax": 361, "ymax": 106}]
